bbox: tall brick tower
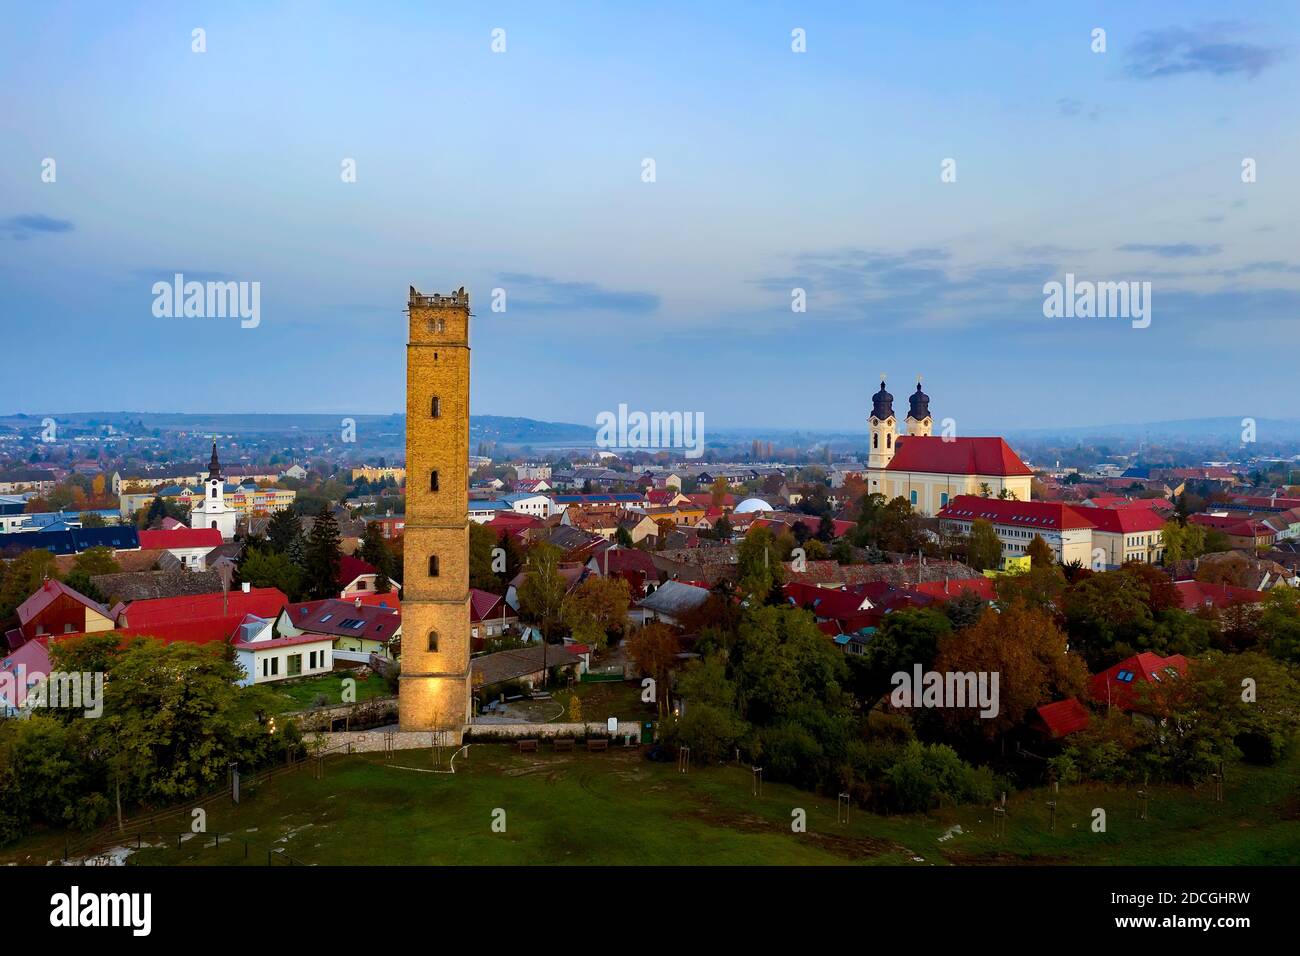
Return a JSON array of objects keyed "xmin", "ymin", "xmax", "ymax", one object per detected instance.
[{"xmin": 399, "ymin": 285, "xmax": 472, "ymax": 738}]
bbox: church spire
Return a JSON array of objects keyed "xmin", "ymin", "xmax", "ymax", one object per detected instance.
[
  {"xmin": 870, "ymin": 377, "xmax": 894, "ymax": 420},
  {"xmin": 208, "ymin": 440, "xmax": 222, "ymax": 481},
  {"xmin": 908, "ymin": 378, "xmax": 930, "ymax": 422}
]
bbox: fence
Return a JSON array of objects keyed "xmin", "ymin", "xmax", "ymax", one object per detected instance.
[
  {"xmin": 63, "ymin": 742, "xmax": 353, "ymax": 863},
  {"xmin": 69, "ymin": 830, "xmax": 307, "ymax": 866}
]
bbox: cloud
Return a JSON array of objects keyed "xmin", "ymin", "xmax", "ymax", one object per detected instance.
[
  {"xmin": 1116, "ymin": 242, "xmax": 1222, "ymax": 258},
  {"xmin": 1, "ymin": 214, "xmax": 74, "ymax": 240},
  {"xmin": 493, "ymin": 273, "xmax": 659, "ymax": 314},
  {"xmin": 1124, "ymin": 24, "xmax": 1287, "ymax": 79},
  {"xmin": 1056, "ymin": 98, "xmax": 1101, "ymax": 121},
  {"xmin": 752, "ymin": 246, "xmax": 1056, "ymax": 329}
]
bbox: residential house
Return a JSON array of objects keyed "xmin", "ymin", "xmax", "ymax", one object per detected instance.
[
  {"xmin": 276, "ymin": 597, "xmax": 401, "ymax": 660},
  {"xmin": 6, "ymin": 579, "xmax": 116, "ymax": 647},
  {"xmin": 636, "ymin": 580, "xmax": 710, "ymax": 626},
  {"xmin": 138, "ymin": 527, "xmax": 224, "ymax": 571},
  {"xmin": 470, "ymin": 588, "xmax": 518, "ymax": 649},
  {"xmin": 231, "ymin": 614, "xmax": 334, "ymax": 686}
]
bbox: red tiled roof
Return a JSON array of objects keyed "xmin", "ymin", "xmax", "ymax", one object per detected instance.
[
  {"xmin": 470, "ymin": 588, "xmax": 511, "ymax": 622},
  {"xmin": 886, "ymin": 436, "xmax": 1032, "ymax": 477},
  {"xmin": 1034, "ymin": 699, "xmax": 1091, "ymax": 738},
  {"xmin": 938, "ymin": 495, "xmax": 1095, "ymax": 530},
  {"xmin": 0, "ymin": 638, "xmax": 52, "ymax": 706},
  {"xmin": 1089, "ymin": 652, "xmax": 1189, "ymax": 711},
  {"xmin": 138, "ymin": 528, "xmax": 224, "ymax": 551},
  {"xmin": 232, "ymin": 632, "xmax": 334, "ymax": 651},
  {"xmin": 1082, "ymin": 508, "xmax": 1167, "ymax": 534},
  {"xmin": 1173, "ymin": 580, "xmax": 1266, "ymax": 611},
  {"xmin": 907, "ymin": 577, "xmax": 996, "ymax": 602},
  {"xmin": 351, "ymin": 592, "xmax": 401, "ymax": 612},
  {"xmin": 16, "ymin": 579, "xmax": 110, "ymax": 627},
  {"xmin": 282, "ymin": 598, "xmax": 401, "ymax": 642},
  {"xmin": 338, "ymin": 554, "xmax": 378, "ymax": 586},
  {"xmin": 1188, "ymin": 513, "xmax": 1276, "ymax": 538},
  {"xmin": 589, "ymin": 547, "xmax": 659, "ymax": 575},
  {"xmin": 119, "ymin": 588, "xmax": 288, "ymax": 629}
]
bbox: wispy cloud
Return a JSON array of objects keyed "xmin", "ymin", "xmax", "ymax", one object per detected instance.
[
  {"xmin": 1124, "ymin": 23, "xmax": 1287, "ymax": 79},
  {"xmin": 494, "ymin": 273, "xmax": 659, "ymax": 314},
  {"xmin": 1, "ymin": 214, "xmax": 74, "ymax": 241},
  {"xmin": 1057, "ymin": 98, "xmax": 1101, "ymax": 121},
  {"xmin": 1116, "ymin": 242, "xmax": 1222, "ymax": 258}
]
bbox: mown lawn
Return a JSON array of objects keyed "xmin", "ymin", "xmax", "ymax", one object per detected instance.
[
  {"xmin": 269, "ymin": 672, "xmax": 392, "ymax": 713},
  {"xmin": 13, "ymin": 739, "xmax": 1292, "ymax": 867}
]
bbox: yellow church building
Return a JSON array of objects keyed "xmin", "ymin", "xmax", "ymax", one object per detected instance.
[{"xmin": 861, "ymin": 379, "xmax": 1034, "ymax": 516}]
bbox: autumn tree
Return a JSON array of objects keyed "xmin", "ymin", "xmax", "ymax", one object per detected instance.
[
  {"xmin": 1026, "ymin": 534, "xmax": 1055, "ymax": 568},
  {"xmin": 517, "ymin": 542, "xmax": 566, "ymax": 639},
  {"xmin": 562, "ymin": 575, "xmax": 630, "ymax": 650},
  {"xmin": 1062, "ymin": 571, "xmax": 1155, "ymax": 669},
  {"xmin": 965, "ymin": 519, "xmax": 1002, "ymax": 572},
  {"xmin": 737, "ymin": 526, "xmax": 783, "ymax": 600},
  {"xmin": 626, "ymin": 622, "xmax": 681, "ymax": 717},
  {"xmin": 932, "ymin": 602, "xmax": 1088, "ymax": 744}
]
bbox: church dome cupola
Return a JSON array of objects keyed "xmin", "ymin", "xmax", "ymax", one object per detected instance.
[
  {"xmin": 908, "ymin": 380, "xmax": 930, "ymax": 421},
  {"xmin": 871, "ymin": 379, "xmax": 894, "ymax": 420}
]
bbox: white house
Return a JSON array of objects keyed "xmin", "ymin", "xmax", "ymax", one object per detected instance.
[{"xmin": 231, "ymin": 614, "xmax": 334, "ymax": 686}]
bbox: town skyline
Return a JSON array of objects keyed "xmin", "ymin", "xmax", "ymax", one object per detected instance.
[{"xmin": 4, "ymin": 2, "xmax": 1299, "ymax": 429}]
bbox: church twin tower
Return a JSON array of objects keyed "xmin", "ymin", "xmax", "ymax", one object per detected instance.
[
  {"xmin": 399, "ymin": 286, "xmax": 473, "ymax": 737},
  {"xmin": 867, "ymin": 378, "xmax": 931, "ymax": 470}
]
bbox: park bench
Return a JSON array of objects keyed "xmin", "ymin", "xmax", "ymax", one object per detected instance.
[
  {"xmin": 586, "ymin": 738, "xmax": 609, "ymax": 753},
  {"xmin": 553, "ymin": 738, "xmax": 575, "ymax": 752},
  {"xmin": 517, "ymin": 739, "xmax": 538, "ymax": 753}
]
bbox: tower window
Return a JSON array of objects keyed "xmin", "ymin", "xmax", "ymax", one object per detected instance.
[
  {"xmin": 430, "ymin": 470, "xmax": 439, "ymax": 492},
  {"xmin": 431, "ymin": 396, "xmax": 441, "ymax": 417},
  {"xmin": 428, "ymin": 555, "xmax": 439, "ymax": 577},
  {"xmin": 427, "ymin": 631, "xmax": 439, "ymax": 652},
  {"xmin": 887, "ymin": 434, "xmax": 892, "ymax": 448}
]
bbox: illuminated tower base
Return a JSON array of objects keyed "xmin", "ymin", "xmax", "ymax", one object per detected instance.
[{"xmin": 398, "ymin": 286, "xmax": 472, "ymax": 741}]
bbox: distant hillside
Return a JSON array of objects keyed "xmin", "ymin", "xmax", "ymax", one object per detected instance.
[
  {"xmin": 1003, "ymin": 417, "xmax": 1300, "ymax": 443},
  {"xmin": 469, "ymin": 415, "xmax": 595, "ymax": 445}
]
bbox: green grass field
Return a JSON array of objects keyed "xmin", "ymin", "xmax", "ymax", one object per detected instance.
[
  {"xmin": 12, "ymin": 740, "xmax": 1293, "ymax": 867},
  {"xmin": 269, "ymin": 672, "xmax": 392, "ymax": 713}
]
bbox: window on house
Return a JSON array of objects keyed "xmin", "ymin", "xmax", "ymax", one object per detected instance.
[
  {"xmin": 910, "ymin": 490, "xmax": 918, "ymax": 506},
  {"xmin": 428, "ymin": 555, "xmax": 439, "ymax": 577},
  {"xmin": 427, "ymin": 631, "xmax": 439, "ymax": 652}
]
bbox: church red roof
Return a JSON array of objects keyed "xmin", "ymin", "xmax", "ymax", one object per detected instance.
[{"xmin": 885, "ymin": 436, "xmax": 1032, "ymax": 477}]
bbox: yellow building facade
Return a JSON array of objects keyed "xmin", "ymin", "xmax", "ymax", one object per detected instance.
[{"xmin": 398, "ymin": 286, "xmax": 473, "ymax": 738}]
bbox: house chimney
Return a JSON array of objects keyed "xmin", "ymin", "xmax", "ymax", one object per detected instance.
[{"xmin": 241, "ymin": 582, "xmax": 251, "ymax": 593}]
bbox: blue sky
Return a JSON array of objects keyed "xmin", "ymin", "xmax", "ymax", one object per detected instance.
[{"xmin": 2, "ymin": 2, "xmax": 1297, "ymax": 432}]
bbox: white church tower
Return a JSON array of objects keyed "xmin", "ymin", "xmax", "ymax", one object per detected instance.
[
  {"xmin": 192, "ymin": 440, "xmax": 238, "ymax": 540},
  {"xmin": 867, "ymin": 378, "xmax": 897, "ymax": 470}
]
